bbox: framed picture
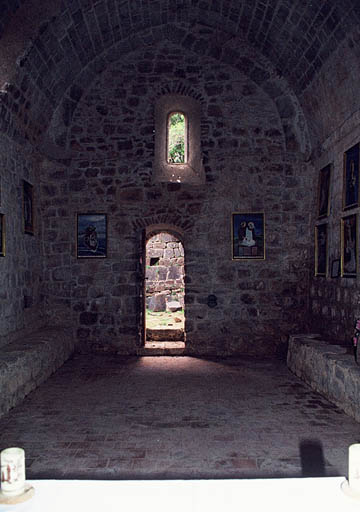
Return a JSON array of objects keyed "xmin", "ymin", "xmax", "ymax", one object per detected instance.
[
  {"xmin": 77, "ymin": 213, "xmax": 107, "ymax": 258},
  {"xmin": 315, "ymin": 224, "xmax": 328, "ymax": 276},
  {"xmin": 317, "ymin": 164, "xmax": 331, "ymax": 218},
  {"xmin": 343, "ymin": 143, "xmax": 360, "ymax": 210},
  {"xmin": 0, "ymin": 214, "xmax": 4, "ymax": 257},
  {"xmin": 331, "ymin": 259, "xmax": 340, "ymax": 278},
  {"xmin": 232, "ymin": 212, "xmax": 265, "ymax": 260},
  {"xmin": 341, "ymin": 214, "xmax": 358, "ymax": 277},
  {"xmin": 23, "ymin": 180, "xmax": 34, "ymax": 235}
]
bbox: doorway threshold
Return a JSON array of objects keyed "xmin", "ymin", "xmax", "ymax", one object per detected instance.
[{"xmin": 139, "ymin": 341, "xmax": 185, "ymax": 356}]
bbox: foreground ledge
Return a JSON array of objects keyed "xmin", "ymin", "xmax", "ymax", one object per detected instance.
[
  {"xmin": 1, "ymin": 477, "xmax": 357, "ymax": 512},
  {"xmin": 287, "ymin": 334, "xmax": 360, "ymax": 423}
]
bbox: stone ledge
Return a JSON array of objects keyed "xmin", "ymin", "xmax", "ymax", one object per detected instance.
[
  {"xmin": 0, "ymin": 326, "xmax": 76, "ymax": 419},
  {"xmin": 287, "ymin": 334, "xmax": 360, "ymax": 423}
]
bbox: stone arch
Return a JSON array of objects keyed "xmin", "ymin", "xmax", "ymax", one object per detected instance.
[
  {"xmin": 153, "ymin": 80, "xmax": 206, "ymax": 104},
  {"xmin": 1, "ymin": 0, "xmax": 358, "ymax": 97},
  {"xmin": 145, "ymin": 223, "xmax": 185, "ymax": 243},
  {"xmin": 0, "ymin": 0, "xmax": 61, "ymax": 87},
  {"xmin": 132, "ymin": 214, "xmax": 194, "ymax": 235},
  {"xmin": 19, "ymin": 24, "xmax": 310, "ymax": 159},
  {"xmin": 3, "ymin": 1, "xmax": 360, "ymax": 154}
]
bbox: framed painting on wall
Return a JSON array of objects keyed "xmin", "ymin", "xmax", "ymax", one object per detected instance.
[
  {"xmin": 232, "ymin": 212, "xmax": 265, "ymax": 260},
  {"xmin": 317, "ymin": 164, "xmax": 331, "ymax": 218},
  {"xmin": 0, "ymin": 214, "xmax": 4, "ymax": 256},
  {"xmin": 315, "ymin": 223, "xmax": 328, "ymax": 276},
  {"xmin": 23, "ymin": 180, "xmax": 34, "ymax": 235},
  {"xmin": 343, "ymin": 143, "xmax": 360, "ymax": 210},
  {"xmin": 77, "ymin": 213, "xmax": 107, "ymax": 258},
  {"xmin": 341, "ymin": 214, "xmax": 358, "ymax": 277}
]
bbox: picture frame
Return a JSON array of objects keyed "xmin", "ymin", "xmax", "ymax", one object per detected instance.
[
  {"xmin": 23, "ymin": 180, "xmax": 34, "ymax": 235},
  {"xmin": 331, "ymin": 258, "xmax": 340, "ymax": 278},
  {"xmin": 0, "ymin": 214, "xmax": 4, "ymax": 257},
  {"xmin": 343, "ymin": 143, "xmax": 360, "ymax": 210},
  {"xmin": 317, "ymin": 164, "xmax": 331, "ymax": 218},
  {"xmin": 232, "ymin": 212, "xmax": 265, "ymax": 260},
  {"xmin": 315, "ymin": 223, "xmax": 328, "ymax": 276},
  {"xmin": 76, "ymin": 213, "xmax": 107, "ymax": 258},
  {"xmin": 341, "ymin": 214, "xmax": 358, "ymax": 277}
]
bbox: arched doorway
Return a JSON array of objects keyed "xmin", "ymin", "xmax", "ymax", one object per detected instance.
[{"xmin": 142, "ymin": 229, "xmax": 186, "ymax": 353}]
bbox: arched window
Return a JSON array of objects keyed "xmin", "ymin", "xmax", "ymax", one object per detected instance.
[
  {"xmin": 167, "ymin": 112, "xmax": 187, "ymax": 164},
  {"xmin": 154, "ymin": 94, "xmax": 205, "ymax": 184}
]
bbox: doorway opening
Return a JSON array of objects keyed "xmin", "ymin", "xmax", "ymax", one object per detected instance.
[{"xmin": 144, "ymin": 231, "xmax": 185, "ymax": 353}]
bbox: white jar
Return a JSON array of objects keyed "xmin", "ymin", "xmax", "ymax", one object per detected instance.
[{"xmin": 0, "ymin": 447, "xmax": 26, "ymax": 496}]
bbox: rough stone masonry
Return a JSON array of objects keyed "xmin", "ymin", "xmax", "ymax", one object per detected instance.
[{"xmin": 146, "ymin": 232, "xmax": 184, "ymax": 312}]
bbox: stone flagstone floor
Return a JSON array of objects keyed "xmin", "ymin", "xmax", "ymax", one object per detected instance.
[{"xmin": 0, "ymin": 355, "xmax": 359, "ymax": 480}]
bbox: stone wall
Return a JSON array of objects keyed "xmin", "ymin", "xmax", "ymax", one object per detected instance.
[
  {"xmin": 306, "ymin": 40, "xmax": 360, "ymax": 346},
  {"xmin": 39, "ymin": 157, "xmax": 74, "ymax": 330},
  {"xmin": 146, "ymin": 233, "xmax": 184, "ymax": 311},
  {"xmin": 2, "ymin": 2, "xmax": 360, "ymax": 365},
  {"xmin": 0, "ymin": 135, "xmax": 46, "ymax": 347},
  {"xmin": 308, "ymin": 113, "xmax": 360, "ymax": 345},
  {"xmin": 38, "ymin": 39, "xmax": 312, "ymax": 356}
]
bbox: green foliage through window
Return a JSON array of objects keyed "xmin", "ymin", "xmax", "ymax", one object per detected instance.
[{"xmin": 167, "ymin": 112, "xmax": 186, "ymax": 163}]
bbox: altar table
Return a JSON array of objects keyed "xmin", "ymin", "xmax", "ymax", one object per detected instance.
[{"xmin": 0, "ymin": 477, "xmax": 359, "ymax": 512}]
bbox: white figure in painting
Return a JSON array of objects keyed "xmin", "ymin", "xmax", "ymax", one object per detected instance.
[{"xmin": 241, "ymin": 221, "xmax": 256, "ymax": 247}]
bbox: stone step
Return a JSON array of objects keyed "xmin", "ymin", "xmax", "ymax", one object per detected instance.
[
  {"xmin": 146, "ymin": 328, "xmax": 184, "ymax": 341},
  {"xmin": 139, "ymin": 341, "xmax": 186, "ymax": 356}
]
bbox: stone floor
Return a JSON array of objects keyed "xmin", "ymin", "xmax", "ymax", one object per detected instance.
[{"xmin": 0, "ymin": 355, "xmax": 359, "ymax": 480}]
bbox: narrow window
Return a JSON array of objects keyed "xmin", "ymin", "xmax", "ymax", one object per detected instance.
[
  {"xmin": 167, "ymin": 112, "xmax": 186, "ymax": 164},
  {"xmin": 154, "ymin": 94, "xmax": 205, "ymax": 184}
]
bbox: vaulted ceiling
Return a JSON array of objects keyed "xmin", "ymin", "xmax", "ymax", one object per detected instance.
[{"xmin": 0, "ymin": 0, "xmax": 359, "ymax": 155}]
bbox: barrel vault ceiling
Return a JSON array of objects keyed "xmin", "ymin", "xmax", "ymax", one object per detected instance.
[{"xmin": 0, "ymin": 0, "xmax": 359, "ymax": 153}]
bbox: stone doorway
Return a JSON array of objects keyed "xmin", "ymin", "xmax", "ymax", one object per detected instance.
[{"xmin": 145, "ymin": 232, "xmax": 185, "ymax": 351}]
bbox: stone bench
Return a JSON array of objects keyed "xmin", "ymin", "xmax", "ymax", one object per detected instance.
[
  {"xmin": 0, "ymin": 327, "xmax": 76, "ymax": 419},
  {"xmin": 287, "ymin": 334, "xmax": 360, "ymax": 423}
]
